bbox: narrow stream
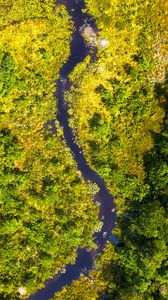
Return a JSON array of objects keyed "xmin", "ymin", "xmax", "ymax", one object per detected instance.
[{"xmin": 28, "ymin": 1, "xmax": 116, "ymax": 299}]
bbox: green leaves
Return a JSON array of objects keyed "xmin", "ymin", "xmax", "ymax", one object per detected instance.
[
  {"xmin": 58, "ymin": 1, "xmax": 168, "ymax": 299},
  {"xmin": 0, "ymin": 51, "xmax": 16, "ymax": 97},
  {"xmin": 0, "ymin": 2, "xmax": 100, "ymax": 299}
]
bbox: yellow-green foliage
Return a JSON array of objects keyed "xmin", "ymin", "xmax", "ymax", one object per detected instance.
[
  {"xmin": 67, "ymin": 0, "xmax": 167, "ymax": 203},
  {"xmin": 0, "ymin": 1, "xmax": 100, "ymax": 299},
  {"xmin": 51, "ymin": 275, "xmax": 104, "ymax": 300},
  {"xmin": 0, "ymin": 12, "xmax": 73, "ymax": 130},
  {"xmin": 60, "ymin": 1, "xmax": 168, "ymax": 300},
  {"xmin": 0, "ymin": 0, "xmax": 69, "ymax": 28},
  {"xmin": 51, "ymin": 243, "xmax": 116, "ymax": 300}
]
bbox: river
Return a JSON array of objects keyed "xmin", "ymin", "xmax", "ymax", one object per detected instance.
[{"xmin": 28, "ymin": 1, "xmax": 116, "ymax": 299}]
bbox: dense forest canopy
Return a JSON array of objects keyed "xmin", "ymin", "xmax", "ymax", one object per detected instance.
[
  {"xmin": 52, "ymin": 0, "xmax": 168, "ymax": 299},
  {"xmin": 0, "ymin": 1, "xmax": 100, "ymax": 299},
  {"xmin": 0, "ymin": 0, "xmax": 168, "ymax": 299}
]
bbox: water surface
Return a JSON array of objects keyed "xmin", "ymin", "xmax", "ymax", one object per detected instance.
[{"xmin": 28, "ymin": 1, "xmax": 116, "ymax": 299}]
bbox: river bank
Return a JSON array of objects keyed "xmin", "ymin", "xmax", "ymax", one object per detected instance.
[{"xmin": 27, "ymin": 1, "xmax": 115, "ymax": 299}]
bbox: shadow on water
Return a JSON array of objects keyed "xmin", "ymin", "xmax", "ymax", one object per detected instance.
[{"xmin": 28, "ymin": 1, "xmax": 117, "ymax": 299}]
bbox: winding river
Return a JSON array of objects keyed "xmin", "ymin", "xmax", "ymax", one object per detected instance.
[{"xmin": 28, "ymin": 1, "xmax": 117, "ymax": 299}]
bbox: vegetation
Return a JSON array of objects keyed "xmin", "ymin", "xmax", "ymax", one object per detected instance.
[
  {"xmin": 53, "ymin": 0, "xmax": 168, "ymax": 299},
  {"xmin": 1, "ymin": 0, "xmax": 168, "ymax": 299},
  {"xmin": 0, "ymin": 1, "xmax": 100, "ymax": 299}
]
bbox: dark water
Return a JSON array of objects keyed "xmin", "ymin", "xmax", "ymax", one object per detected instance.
[{"xmin": 28, "ymin": 1, "xmax": 117, "ymax": 299}]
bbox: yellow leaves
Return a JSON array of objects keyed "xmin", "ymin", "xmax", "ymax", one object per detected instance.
[
  {"xmin": 0, "ymin": 96, "xmax": 14, "ymax": 112},
  {"xmin": 66, "ymin": 1, "xmax": 166, "ymax": 186},
  {"xmin": 0, "ymin": 20, "xmax": 47, "ymax": 68},
  {"xmin": 52, "ymin": 274, "xmax": 104, "ymax": 300},
  {"xmin": 69, "ymin": 56, "xmax": 91, "ymax": 83},
  {"xmin": 0, "ymin": 3, "xmax": 102, "ymax": 298},
  {"xmin": 0, "ymin": 10, "xmax": 72, "ymax": 146}
]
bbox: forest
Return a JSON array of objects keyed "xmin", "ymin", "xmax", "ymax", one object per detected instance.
[
  {"xmin": 0, "ymin": 1, "xmax": 100, "ymax": 298},
  {"xmin": 0, "ymin": 0, "xmax": 168, "ymax": 300},
  {"xmin": 57, "ymin": 0, "xmax": 168, "ymax": 299}
]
